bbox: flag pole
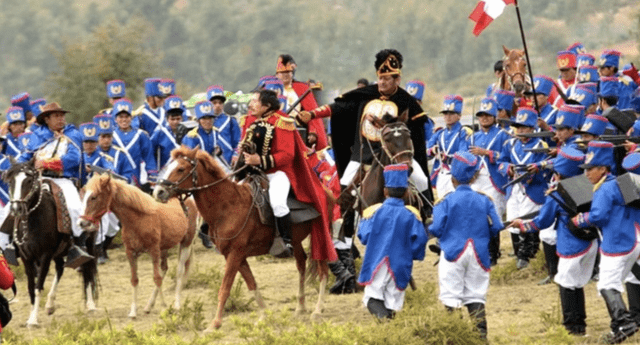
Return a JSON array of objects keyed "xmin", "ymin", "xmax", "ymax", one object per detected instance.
[{"xmin": 513, "ymin": 0, "xmax": 540, "ymax": 114}]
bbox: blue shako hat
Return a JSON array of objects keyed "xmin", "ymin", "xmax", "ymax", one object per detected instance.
[
  {"xmin": 451, "ymin": 151, "xmax": 479, "ymax": 184},
  {"xmin": 93, "ymin": 114, "xmax": 114, "ymax": 135},
  {"xmin": 106, "ymin": 80, "xmax": 126, "ymax": 99},
  {"xmin": 6, "ymin": 106, "xmax": 25, "ymax": 124},
  {"xmin": 405, "ymin": 80, "xmax": 425, "ymax": 101},
  {"xmin": 580, "ymin": 141, "xmax": 614, "ymax": 169},
  {"xmin": 80, "ymin": 122, "xmax": 99, "ymax": 142},
  {"xmin": 476, "ymin": 98, "xmax": 498, "ymax": 117},
  {"xmin": 552, "ymin": 146, "xmax": 584, "ymax": 178},
  {"xmin": 622, "ymin": 152, "xmax": 640, "ymax": 175},
  {"xmin": 383, "ymin": 164, "xmax": 409, "ymax": 189}
]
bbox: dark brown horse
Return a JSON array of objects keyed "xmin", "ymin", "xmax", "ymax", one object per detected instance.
[
  {"xmin": 153, "ymin": 147, "xmax": 330, "ymax": 332},
  {"xmin": 3, "ymin": 159, "xmax": 97, "ymax": 327}
]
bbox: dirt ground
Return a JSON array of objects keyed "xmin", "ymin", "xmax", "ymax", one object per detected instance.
[{"xmin": 4, "ymin": 230, "xmax": 636, "ymax": 344}]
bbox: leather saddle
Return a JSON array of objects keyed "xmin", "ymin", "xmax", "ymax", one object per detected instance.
[
  {"xmin": 42, "ymin": 179, "xmax": 73, "ymax": 235},
  {"xmin": 245, "ymin": 173, "xmax": 320, "ymax": 226}
]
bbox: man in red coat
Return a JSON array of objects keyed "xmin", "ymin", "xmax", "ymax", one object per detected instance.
[
  {"xmin": 275, "ymin": 54, "xmax": 328, "ymax": 150},
  {"xmin": 242, "ymin": 89, "xmax": 336, "ymax": 261}
]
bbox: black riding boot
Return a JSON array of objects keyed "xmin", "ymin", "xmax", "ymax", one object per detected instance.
[
  {"xmin": 273, "ymin": 214, "xmax": 293, "ymax": 258},
  {"xmin": 466, "ymin": 303, "xmax": 488, "ymax": 339},
  {"xmin": 601, "ymin": 289, "xmax": 638, "ymax": 344},
  {"xmin": 338, "ymin": 248, "xmax": 356, "ymax": 294},
  {"xmin": 559, "ymin": 286, "xmax": 586, "ymax": 335},
  {"xmin": 626, "ymin": 283, "xmax": 640, "ymax": 325},
  {"xmin": 96, "ymin": 242, "xmax": 108, "ymax": 265},
  {"xmin": 198, "ymin": 223, "xmax": 213, "ymax": 249},
  {"xmin": 489, "ymin": 234, "xmax": 501, "ymax": 266},
  {"xmin": 65, "ymin": 232, "xmax": 95, "ymax": 269},
  {"xmin": 592, "ymin": 252, "xmax": 601, "ymax": 281},
  {"xmin": 367, "ymin": 298, "xmax": 393, "ymax": 319},
  {"xmin": 3, "ymin": 241, "xmax": 18, "ymax": 266},
  {"xmin": 539, "ymin": 242, "xmax": 559, "ymax": 285},
  {"xmin": 328, "ymin": 258, "xmax": 353, "ymax": 295},
  {"xmin": 516, "ymin": 234, "xmax": 531, "ymax": 270},
  {"xmin": 510, "ymin": 233, "xmax": 521, "ymax": 258}
]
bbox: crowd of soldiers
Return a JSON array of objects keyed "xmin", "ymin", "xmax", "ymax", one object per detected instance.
[{"xmin": 1, "ymin": 43, "xmax": 640, "ymax": 342}]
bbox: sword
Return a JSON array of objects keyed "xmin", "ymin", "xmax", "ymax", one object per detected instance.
[
  {"xmin": 287, "ymin": 88, "xmax": 312, "ymax": 116},
  {"xmin": 87, "ymin": 164, "xmax": 128, "ymax": 181},
  {"xmin": 471, "ymin": 96, "xmax": 476, "ymax": 147}
]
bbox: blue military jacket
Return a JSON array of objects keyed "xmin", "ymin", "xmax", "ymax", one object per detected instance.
[
  {"xmin": 472, "ymin": 125, "xmax": 510, "ymax": 194},
  {"xmin": 213, "ymin": 113, "xmax": 241, "ymax": 165},
  {"xmin": 357, "ymin": 197, "xmax": 427, "ymax": 290},
  {"xmin": 428, "ymin": 185, "xmax": 504, "ymax": 271},
  {"xmin": 112, "ymin": 127, "xmax": 157, "ymax": 185},
  {"xmin": 182, "ymin": 126, "xmax": 220, "ymax": 158},
  {"xmin": 574, "ymin": 174, "xmax": 640, "ymax": 255},
  {"xmin": 150, "ymin": 124, "xmax": 181, "ymax": 170},
  {"xmin": 498, "ymin": 137, "xmax": 549, "ymax": 204},
  {"xmin": 427, "ymin": 122, "xmax": 471, "ymax": 184}
]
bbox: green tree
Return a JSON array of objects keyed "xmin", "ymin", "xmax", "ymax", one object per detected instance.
[{"xmin": 46, "ymin": 17, "xmax": 162, "ymax": 124}]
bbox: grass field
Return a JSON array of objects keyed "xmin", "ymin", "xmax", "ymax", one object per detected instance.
[{"xmin": 2, "ymin": 230, "xmax": 636, "ymax": 344}]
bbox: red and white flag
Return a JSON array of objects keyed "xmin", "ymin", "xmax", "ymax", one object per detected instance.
[{"xmin": 469, "ymin": 0, "xmax": 515, "ymax": 36}]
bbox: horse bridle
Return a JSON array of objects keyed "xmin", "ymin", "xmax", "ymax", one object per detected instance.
[
  {"xmin": 158, "ymin": 156, "xmax": 247, "ymax": 197},
  {"xmin": 9, "ymin": 167, "xmax": 44, "ymax": 246},
  {"xmin": 380, "ymin": 122, "xmax": 414, "ymax": 165},
  {"xmin": 503, "ymin": 56, "xmax": 527, "ymax": 84}
]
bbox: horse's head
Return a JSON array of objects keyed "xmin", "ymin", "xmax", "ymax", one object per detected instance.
[
  {"xmin": 78, "ymin": 174, "xmax": 114, "ymax": 232},
  {"xmin": 4, "ymin": 158, "xmax": 40, "ymax": 216},
  {"xmin": 502, "ymin": 45, "xmax": 529, "ymax": 96},
  {"xmin": 380, "ymin": 119, "xmax": 414, "ymax": 169},
  {"xmin": 153, "ymin": 146, "xmax": 200, "ymax": 203}
]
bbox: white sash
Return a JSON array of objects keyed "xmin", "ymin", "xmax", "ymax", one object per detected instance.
[
  {"xmin": 142, "ymin": 107, "xmax": 165, "ymax": 132},
  {"xmin": 511, "ymin": 140, "xmax": 542, "ymax": 165},
  {"xmin": 113, "ymin": 130, "xmax": 141, "ymax": 169},
  {"xmin": 216, "ymin": 117, "xmax": 233, "ymax": 151},
  {"xmin": 5, "ymin": 139, "xmax": 20, "ymax": 155}
]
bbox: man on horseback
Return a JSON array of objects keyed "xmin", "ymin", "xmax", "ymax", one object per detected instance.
[
  {"xmin": 296, "ymin": 49, "xmax": 433, "ymax": 268},
  {"xmin": 16, "ymin": 102, "xmax": 93, "ymax": 268},
  {"xmin": 241, "ymin": 89, "xmax": 332, "ymax": 257}
]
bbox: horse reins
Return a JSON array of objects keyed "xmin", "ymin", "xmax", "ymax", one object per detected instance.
[{"xmin": 10, "ymin": 169, "xmax": 45, "ymax": 246}]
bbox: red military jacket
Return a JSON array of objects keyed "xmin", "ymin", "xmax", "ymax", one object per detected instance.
[
  {"xmin": 243, "ymin": 110, "xmax": 337, "ymax": 261},
  {"xmin": 291, "ymin": 81, "xmax": 328, "ymax": 150}
]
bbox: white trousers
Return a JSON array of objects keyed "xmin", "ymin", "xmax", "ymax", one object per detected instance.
[
  {"xmin": 555, "ymin": 240, "xmax": 598, "ymax": 289},
  {"xmin": 506, "ymin": 183, "xmax": 542, "ymax": 234},
  {"xmin": 95, "ymin": 212, "xmax": 120, "ymax": 245},
  {"xmin": 0, "ymin": 204, "xmax": 9, "ymax": 250},
  {"xmin": 340, "ymin": 159, "xmax": 430, "ymax": 192},
  {"xmin": 362, "ymin": 261, "xmax": 406, "ymax": 311},
  {"xmin": 471, "ymin": 165, "xmax": 506, "ymax": 216},
  {"xmin": 439, "ymin": 243, "xmax": 490, "ymax": 308},
  {"xmin": 267, "ymin": 171, "xmax": 291, "ymax": 217},
  {"xmin": 598, "ymin": 241, "xmax": 640, "ymax": 292}
]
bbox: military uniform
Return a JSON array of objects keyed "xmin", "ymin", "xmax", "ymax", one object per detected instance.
[
  {"xmin": 550, "ymin": 51, "xmax": 578, "ymax": 108},
  {"xmin": 427, "ymin": 95, "xmax": 471, "ymax": 196},
  {"xmin": 151, "ymin": 96, "xmax": 186, "ymax": 169},
  {"xmin": 132, "ymin": 78, "xmax": 166, "ymax": 134},
  {"xmin": 359, "ymin": 164, "xmax": 427, "ymax": 316},
  {"xmin": 429, "ymin": 152, "xmax": 504, "ymax": 339},
  {"xmin": 2, "ymin": 107, "xmax": 27, "ymax": 158},
  {"xmin": 206, "ymin": 85, "xmax": 241, "ymax": 165}
]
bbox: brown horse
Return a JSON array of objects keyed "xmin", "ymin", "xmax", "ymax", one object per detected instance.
[
  {"xmin": 498, "ymin": 45, "xmax": 531, "ymax": 98},
  {"xmin": 153, "ymin": 146, "xmax": 330, "ymax": 331},
  {"xmin": 78, "ymin": 174, "xmax": 198, "ymax": 318}
]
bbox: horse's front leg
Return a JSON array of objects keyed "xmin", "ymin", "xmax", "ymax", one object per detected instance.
[
  {"xmin": 45, "ymin": 258, "xmax": 65, "ymax": 315},
  {"xmin": 293, "ymin": 242, "xmax": 307, "ymax": 316},
  {"xmin": 127, "ymin": 249, "xmax": 139, "ymax": 319},
  {"xmin": 238, "ymin": 258, "xmax": 266, "ymax": 311},
  {"xmin": 144, "ymin": 248, "xmax": 165, "ymax": 313},
  {"xmin": 174, "ymin": 244, "xmax": 193, "ymax": 309},
  {"xmin": 311, "ymin": 261, "xmax": 328, "ymax": 322},
  {"xmin": 205, "ymin": 250, "xmax": 242, "ymax": 332},
  {"xmin": 24, "ymin": 260, "xmax": 39, "ymax": 327}
]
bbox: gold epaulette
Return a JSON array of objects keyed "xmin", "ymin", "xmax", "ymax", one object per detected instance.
[
  {"xmin": 362, "ymin": 203, "xmax": 383, "ymax": 219},
  {"xmin": 434, "ymin": 192, "xmax": 452, "ymax": 206},
  {"xmin": 405, "ymin": 205, "xmax": 422, "ymax": 221},
  {"xmin": 239, "ymin": 115, "xmax": 247, "ymax": 128},
  {"xmin": 593, "ymin": 175, "xmax": 607, "ymax": 192},
  {"xmin": 187, "ymin": 127, "xmax": 199, "ymax": 138},
  {"xmin": 619, "ymin": 76, "xmax": 631, "ymax": 86},
  {"xmin": 463, "ymin": 126, "xmax": 474, "ymax": 137},
  {"xmin": 99, "ymin": 152, "xmax": 114, "ymax": 162},
  {"xmin": 475, "ymin": 190, "xmax": 494, "ymax": 202},
  {"xmin": 539, "ymin": 140, "xmax": 549, "ymax": 149},
  {"xmin": 132, "ymin": 105, "xmax": 145, "ymax": 117},
  {"xmin": 98, "ymin": 107, "xmax": 112, "ymax": 115},
  {"xmin": 276, "ymin": 116, "xmax": 296, "ymax": 131},
  {"xmin": 545, "ymin": 186, "xmax": 557, "ymax": 196},
  {"xmin": 411, "ymin": 111, "xmax": 427, "ymax": 120}
]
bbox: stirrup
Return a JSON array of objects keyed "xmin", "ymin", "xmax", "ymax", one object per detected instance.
[
  {"xmin": 65, "ymin": 245, "xmax": 94, "ymax": 269},
  {"xmin": 3, "ymin": 244, "xmax": 19, "ymax": 266},
  {"xmin": 269, "ymin": 237, "xmax": 293, "ymax": 258}
]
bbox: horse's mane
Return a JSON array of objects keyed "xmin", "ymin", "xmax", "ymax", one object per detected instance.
[
  {"xmin": 171, "ymin": 146, "xmax": 227, "ymax": 180},
  {"xmin": 86, "ymin": 175, "xmax": 157, "ymax": 214},
  {"xmin": 3, "ymin": 159, "xmax": 31, "ymax": 183}
]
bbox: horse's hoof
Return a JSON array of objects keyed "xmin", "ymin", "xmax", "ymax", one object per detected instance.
[
  {"xmin": 310, "ymin": 311, "xmax": 322, "ymax": 323},
  {"xmin": 173, "ymin": 302, "xmax": 181, "ymax": 310},
  {"xmin": 46, "ymin": 307, "xmax": 55, "ymax": 315},
  {"xmin": 144, "ymin": 308, "xmax": 151, "ymax": 314},
  {"xmin": 26, "ymin": 321, "xmax": 40, "ymax": 328},
  {"xmin": 87, "ymin": 306, "xmax": 97, "ymax": 313},
  {"xmin": 128, "ymin": 313, "xmax": 137, "ymax": 319}
]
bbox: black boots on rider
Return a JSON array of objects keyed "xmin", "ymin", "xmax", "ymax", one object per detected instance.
[
  {"xmin": 600, "ymin": 289, "xmax": 639, "ymax": 344},
  {"xmin": 626, "ymin": 283, "xmax": 640, "ymax": 326},
  {"xmin": 539, "ymin": 242, "xmax": 559, "ymax": 285},
  {"xmin": 199, "ymin": 223, "xmax": 213, "ymax": 249},
  {"xmin": 559, "ymin": 286, "xmax": 587, "ymax": 335},
  {"xmin": 272, "ymin": 214, "xmax": 293, "ymax": 258},
  {"xmin": 489, "ymin": 234, "xmax": 500, "ymax": 267},
  {"xmin": 65, "ymin": 232, "xmax": 94, "ymax": 269}
]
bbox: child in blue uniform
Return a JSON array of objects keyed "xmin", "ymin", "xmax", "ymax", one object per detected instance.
[
  {"xmin": 357, "ymin": 164, "xmax": 427, "ymax": 320},
  {"xmin": 511, "ymin": 146, "xmax": 596, "ymax": 335},
  {"xmin": 572, "ymin": 142, "xmax": 639, "ymax": 344},
  {"xmin": 429, "ymin": 151, "xmax": 504, "ymax": 339}
]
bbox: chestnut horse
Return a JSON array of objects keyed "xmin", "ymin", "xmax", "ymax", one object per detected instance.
[
  {"xmin": 78, "ymin": 174, "xmax": 198, "ymax": 318},
  {"xmin": 498, "ymin": 45, "xmax": 531, "ymax": 98},
  {"xmin": 153, "ymin": 147, "xmax": 330, "ymax": 331}
]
